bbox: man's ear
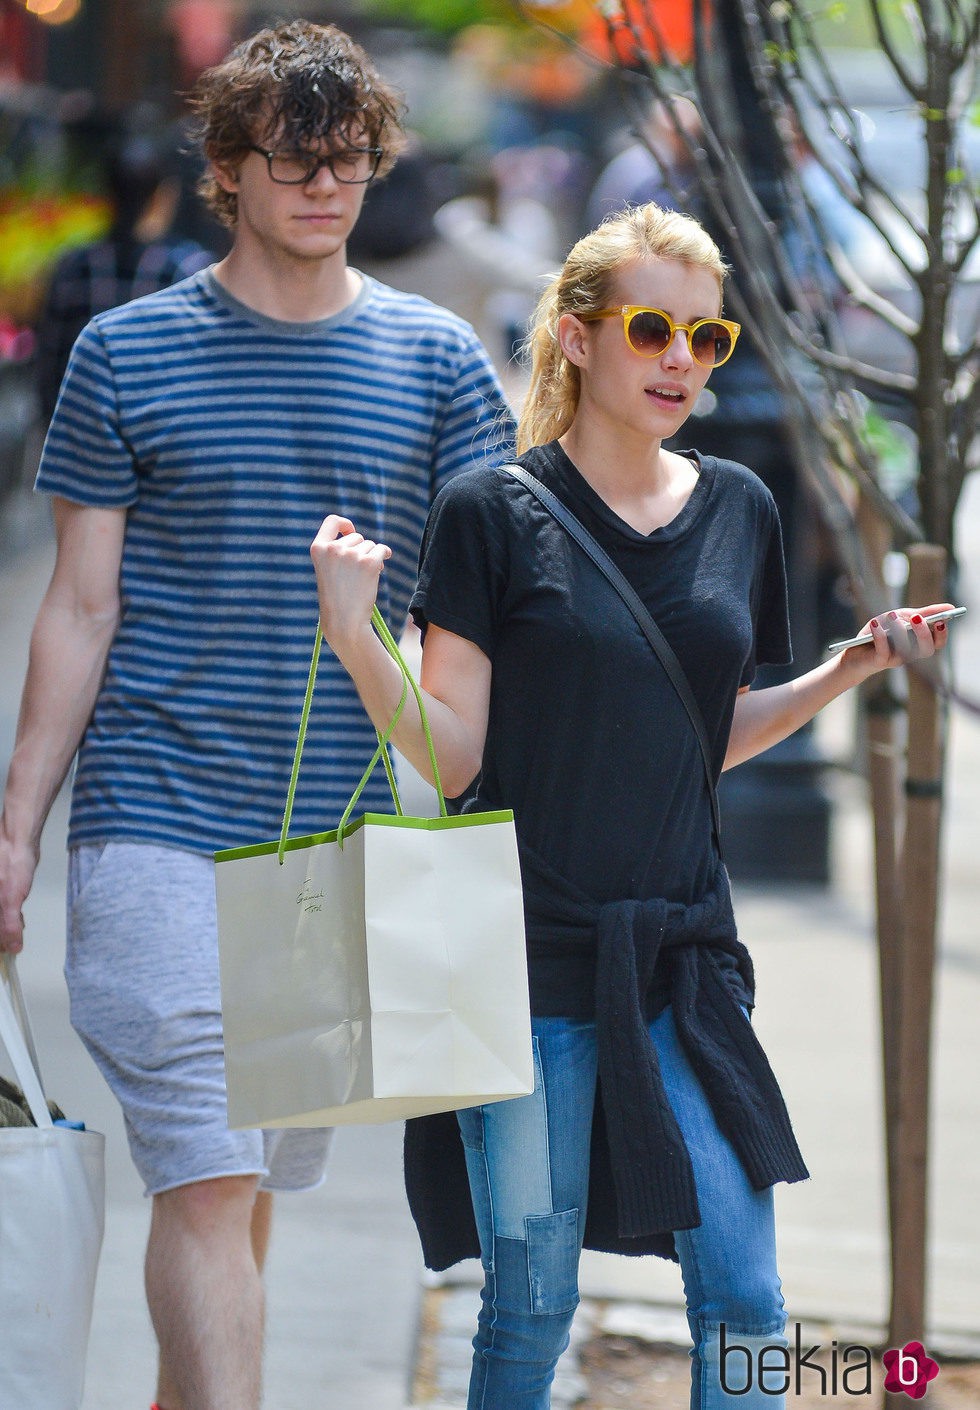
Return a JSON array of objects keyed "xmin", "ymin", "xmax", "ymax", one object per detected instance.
[
  {"xmin": 210, "ymin": 158, "xmax": 240, "ymax": 195},
  {"xmin": 557, "ymin": 312, "xmax": 590, "ymax": 368}
]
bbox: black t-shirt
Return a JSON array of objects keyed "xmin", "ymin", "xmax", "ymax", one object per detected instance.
[{"xmin": 410, "ymin": 441, "xmax": 791, "ymax": 1006}]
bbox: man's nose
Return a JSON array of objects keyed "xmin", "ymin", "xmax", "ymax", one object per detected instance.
[{"xmin": 305, "ymin": 159, "xmax": 340, "ymax": 191}]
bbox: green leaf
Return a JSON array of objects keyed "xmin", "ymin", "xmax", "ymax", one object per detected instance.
[
  {"xmin": 860, "ymin": 408, "xmax": 916, "ymax": 496},
  {"xmin": 359, "ymin": 0, "xmax": 516, "ymax": 31},
  {"xmin": 763, "ymin": 40, "xmax": 797, "ymax": 67}
]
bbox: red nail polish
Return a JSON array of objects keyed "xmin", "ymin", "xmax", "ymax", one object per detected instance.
[
  {"xmin": 888, "ymin": 610, "xmax": 898, "ymax": 620},
  {"xmin": 870, "ymin": 619, "xmax": 879, "ymax": 629},
  {"xmin": 937, "ymin": 622, "xmax": 947, "ymax": 632},
  {"xmin": 911, "ymin": 614, "xmax": 923, "ymax": 625}
]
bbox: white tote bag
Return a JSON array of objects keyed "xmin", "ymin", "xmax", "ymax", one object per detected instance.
[
  {"xmin": 216, "ymin": 610, "xmax": 533, "ymax": 1129},
  {"xmin": 0, "ymin": 956, "xmax": 105, "ymax": 1410}
]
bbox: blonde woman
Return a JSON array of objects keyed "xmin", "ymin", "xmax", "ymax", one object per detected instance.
[{"xmin": 311, "ymin": 204, "xmax": 950, "ymax": 1409}]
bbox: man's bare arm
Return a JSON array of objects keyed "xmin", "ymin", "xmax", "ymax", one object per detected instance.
[{"xmin": 0, "ymin": 499, "xmax": 126, "ymax": 952}]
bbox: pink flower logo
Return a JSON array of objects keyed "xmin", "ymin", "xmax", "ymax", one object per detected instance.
[{"xmin": 883, "ymin": 1342, "xmax": 940, "ymax": 1398}]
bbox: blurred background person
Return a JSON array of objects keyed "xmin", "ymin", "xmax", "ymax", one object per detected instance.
[
  {"xmin": 33, "ymin": 120, "xmax": 213, "ymax": 423},
  {"xmin": 433, "ymin": 144, "xmax": 565, "ymax": 372},
  {"xmin": 585, "ymin": 94, "xmax": 703, "ymax": 231}
]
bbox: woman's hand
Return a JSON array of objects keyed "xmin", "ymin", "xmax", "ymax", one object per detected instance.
[
  {"xmin": 308, "ymin": 518, "xmax": 490, "ymax": 796},
  {"xmin": 725, "ymin": 602, "xmax": 956, "ymax": 771},
  {"xmin": 310, "ymin": 515, "xmax": 391, "ymax": 659},
  {"xmin": 840, "ymin": 604, "xmax": 955, "ymax": 680}
]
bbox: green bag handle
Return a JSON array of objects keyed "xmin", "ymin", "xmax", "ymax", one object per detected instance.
[{"xmin": 277, "ymin": 606, "xmax": 448, "ymax": 864}]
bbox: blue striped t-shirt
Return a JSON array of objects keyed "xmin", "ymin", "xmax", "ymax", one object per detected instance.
[{"xmin": 37, "ymin": 268, "xmax": 515, "ymax": 854}]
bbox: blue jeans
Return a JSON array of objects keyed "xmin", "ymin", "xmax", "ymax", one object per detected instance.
[{"xmin": 456, "ymin": 1006, "xmax": 787, "ymax": 1410}]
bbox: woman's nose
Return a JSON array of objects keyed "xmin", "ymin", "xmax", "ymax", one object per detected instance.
[{"xmin": 663, "ymin": 328, "xmax": 694, "ymax": 367}]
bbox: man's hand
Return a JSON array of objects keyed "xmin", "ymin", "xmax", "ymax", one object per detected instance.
[{"xmin": 0, "ymin": 835, "xmax": 38, "ymax": 954}]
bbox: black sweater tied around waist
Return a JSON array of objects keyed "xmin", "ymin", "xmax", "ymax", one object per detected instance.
[{"xmin": 404, "ymin": 849, "xmax": 809, "ymax": 1270}]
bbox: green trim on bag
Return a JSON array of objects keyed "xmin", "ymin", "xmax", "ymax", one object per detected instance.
[
  {"xmin": 274, "ymin": 606, "xmax": 452, "ymax": 866},
  {"xmin": 215, "ymin": 809, "xmax": 516, "ymax": 864}
]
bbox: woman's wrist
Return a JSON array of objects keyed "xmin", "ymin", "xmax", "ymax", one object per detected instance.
[
  {"xmin": 322, "ymin": 617, "xmax": 380, "ymax": 673},
  {"xmin": 835, "ymin": 640, "xmax": 886, "ymax": 688}
]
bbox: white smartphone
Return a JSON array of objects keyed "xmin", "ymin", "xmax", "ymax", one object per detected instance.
[{"xmin": 827, "ymin": 606, "xmax": 967, "ymax": 654}]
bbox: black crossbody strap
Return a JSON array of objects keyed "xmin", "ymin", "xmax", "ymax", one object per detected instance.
[{"xmin": 505, "ymin": 464, "xmax": 723, "ymax": 852}]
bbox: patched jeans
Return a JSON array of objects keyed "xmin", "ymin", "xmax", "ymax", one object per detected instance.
[{"xmin": 456, "ymin": 1005, "xmax": 787, "ymax": 1410}]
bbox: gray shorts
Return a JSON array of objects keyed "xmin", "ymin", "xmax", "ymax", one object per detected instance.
[{"xmin": 66, "ymin": 841, "xmax": 332, "ymax": 1197}]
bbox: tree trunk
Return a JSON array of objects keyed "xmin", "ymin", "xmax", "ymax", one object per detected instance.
[
  {"xmin": 857, "ymin": 500, "xmax": 904, "ymax": 1266},
  {"xmin": 888, "ymin": 544, "xmax": 947, "ymax": 1346}
]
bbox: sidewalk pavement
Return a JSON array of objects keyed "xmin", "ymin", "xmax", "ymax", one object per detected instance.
[{"xmin": 1, "ymin": 242, "xmax": 977, "ymax": 1404}]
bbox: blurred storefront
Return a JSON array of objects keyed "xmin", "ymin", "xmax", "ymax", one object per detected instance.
[
  {"xmin": 0, "ymin": 0, "xmax": 238, "ymax": 513},
  {"xmin": 0, "ymin": 1, "xmax": 603, "ymax": 412}
]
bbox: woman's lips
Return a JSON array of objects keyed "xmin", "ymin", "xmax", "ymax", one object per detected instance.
[{"xmin": 645, "ymin": 384, "xmax": 687, "ymax": 406}]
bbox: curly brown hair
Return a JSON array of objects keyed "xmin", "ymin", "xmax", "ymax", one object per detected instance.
[{"xmin": 188, "ymin": 19, "xmax": 407, "ymax": 227}]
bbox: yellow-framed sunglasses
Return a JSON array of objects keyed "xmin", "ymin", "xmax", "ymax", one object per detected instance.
[{"xmin": 581, "ymin": 305, "xmax": 741, "ymax": 368}]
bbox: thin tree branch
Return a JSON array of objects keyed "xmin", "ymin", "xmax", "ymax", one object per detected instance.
[
  {"xmin": 737, "ymin": 1, "xmax": 930, "ymax": 274},
  {"xmin": 540, "ymin": 0, "xmax": 973, "ymax": 578},
  {"xmin": 651, "ymin": 88, "xmax": 923, "ymax": 392},
  {"xmin": 953, "ymin": 372, "xmax": 980, "ymax": 491},
  {"xmin": 940, "ymin": 0, "xmax": 962, "ymax": 34},
  {"xmin": 963, "ymin": 2, "xmax": 980, "ymax": 58},
  {"xmin": 949, "ymin": 207, "xmax": 980, "ymax": 276},
  {"xmin": 868, "ymin": 0, "xmax": 927, "ymax": 100},
  {"xmin": 823, "ymin": 247, "xmax": 921, "ymax": 342}
]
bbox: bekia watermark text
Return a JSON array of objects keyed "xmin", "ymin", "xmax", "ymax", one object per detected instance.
[{"xmin": 719, "ymin": 1324, "xmax": 941, "ymax": 1398}]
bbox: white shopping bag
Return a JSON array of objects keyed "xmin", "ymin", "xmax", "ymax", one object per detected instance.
[
  {"xmin": 0, "ymin": 956, "xmax": 105, "ymax": 1410},
  {"xmin": 215, "ymin": 611, "xmax": 532, "ymax": 1128}
]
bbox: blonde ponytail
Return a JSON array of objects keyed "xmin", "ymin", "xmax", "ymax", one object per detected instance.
[{"xmin": 516, "ymin": 279, "xmax": 581, "ymax": 454}]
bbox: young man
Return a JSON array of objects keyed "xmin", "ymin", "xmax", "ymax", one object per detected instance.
[{"xmin": 0, "ymin": 21, "xmax": 513, "ymax": 1410}]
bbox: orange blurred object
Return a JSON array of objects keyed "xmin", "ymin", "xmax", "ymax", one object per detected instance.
[
  {"xmin": 23, "ymin": 0, "xmax": 82, "ymax": 22},
  {"xmin": 580, "ymin": 0, "xmax": 699, "ymax": 66}
]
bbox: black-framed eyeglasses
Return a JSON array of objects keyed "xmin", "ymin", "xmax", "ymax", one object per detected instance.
[{"xmin": 248, "ymin": 144, "xmax": 383, "ymax": 186}]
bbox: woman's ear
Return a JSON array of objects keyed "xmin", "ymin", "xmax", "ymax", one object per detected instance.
[{"xmin": 557, "ymin": 312, "xmax": 590, "ymax": 368}]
